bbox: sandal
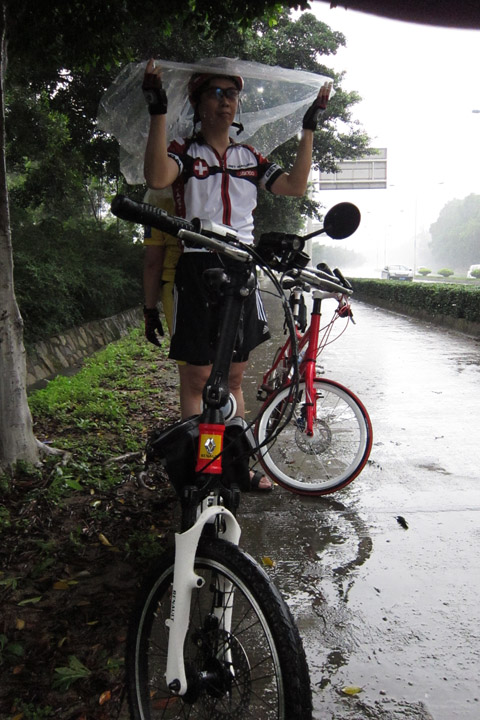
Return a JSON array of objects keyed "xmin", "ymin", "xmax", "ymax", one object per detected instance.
[{"xmin": 249, "ymin": 469, "xmax": 274, "ymax": 492}]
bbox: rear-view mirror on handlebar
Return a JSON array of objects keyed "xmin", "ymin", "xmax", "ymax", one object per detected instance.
[
  {"xmin": 303, "ymin": 202, "xmax": 361, "ymax": 241},
  {"xmin": 321, "ymin": 202, "xmax": 361, "ymax": 240}
]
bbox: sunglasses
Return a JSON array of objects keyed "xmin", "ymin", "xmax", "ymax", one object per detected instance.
[{"xmin": 203, "ymin": 86, "xmax": 240, "ymax": 101}]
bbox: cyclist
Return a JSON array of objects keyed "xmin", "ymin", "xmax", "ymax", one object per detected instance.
[
  {"xmin": 142, "ymin": 59, "xmax": 331, "ymax": 489},
  {"xmin": 142, "ymin": 187, "xmax": 182, "ymax": 343}
]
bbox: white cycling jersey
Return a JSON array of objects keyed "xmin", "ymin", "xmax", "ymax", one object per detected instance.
[{"xmin": 168, "ymin": 135, "xmax": 284, "ymax": 248}]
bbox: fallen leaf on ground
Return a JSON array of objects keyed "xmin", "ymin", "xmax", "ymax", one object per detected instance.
[
  {"xmin": 53, "ymin": 580, "xmax": 70, "ymax": 590},
  {"xmin": 261, "ymin": 556, "xmax": 276, "ymax": 567},
  {"xmin": 99, "ymin": 689, "xmax": 112, "ymax": 705},
  {"xmin": 341, "ymin": 685, "xmax": 363, "ymax": 695}
]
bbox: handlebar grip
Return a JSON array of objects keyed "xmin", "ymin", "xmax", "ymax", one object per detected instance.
[
  {"xmin": 333, "ymin": 267, "xmax": 353, "ymax": 291},
  {"xmin": 111, "ymin": 194, "xmax": 195, "ymax": 237},
  {"xmin": 316, "ymin": 262, "xmax": 335, "ymax": 277}
]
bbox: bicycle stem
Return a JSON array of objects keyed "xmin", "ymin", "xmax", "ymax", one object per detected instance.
[{"xmin": 201, "ymin": 261, "xmax": 256, "ymax": 412}]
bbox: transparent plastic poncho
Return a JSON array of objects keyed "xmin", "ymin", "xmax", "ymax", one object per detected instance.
[{"xmin": 97, "ymin": 57, "xmax": 334, "ymax": 185}]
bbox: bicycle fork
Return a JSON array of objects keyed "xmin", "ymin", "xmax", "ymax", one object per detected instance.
[
  {"xmin": 300, "ymin": 292, "xmax": 323, "ymax": 436},
  {"xmin": 165, "ymin": 504, "xmax": 241, "ymax": 696}
]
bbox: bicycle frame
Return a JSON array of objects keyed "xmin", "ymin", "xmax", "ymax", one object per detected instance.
[
  {"xmin": 157, "ymin": 239, "xmax": 255, "ymax": 697},
  {"xmin": 299, "ymin": 290, "xmax": 323, "ymax": 437},
  {"xmin": 110, "ymin": 194, "xmax": 359, "ymax": 711},
  {"xmin": 162, "ymin": 263, "xmax": 351, "ymax": 695},
  {"xmin": 259, "ymin": 286, "xmax": 352, "ymax": 437}
]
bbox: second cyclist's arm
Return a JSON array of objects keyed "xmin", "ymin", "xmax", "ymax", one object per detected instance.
[{"xmin": 143, "ymin": 244, "xmax": 166, "ymax": 308}]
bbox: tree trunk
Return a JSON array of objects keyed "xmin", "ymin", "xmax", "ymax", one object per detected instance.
[{"xmin": 0, "ymin": 3, "xmax": 39, "ymax": 471}]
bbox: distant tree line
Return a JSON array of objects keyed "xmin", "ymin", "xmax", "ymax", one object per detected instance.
[{"xmin": 429, "ymin": 194, "xmax": 480, "ymax": 271}]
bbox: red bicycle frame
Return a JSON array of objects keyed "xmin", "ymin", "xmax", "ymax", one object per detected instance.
[{"xmin": 258, "ymin": 288, "xmax": 351, "ymax": 436}]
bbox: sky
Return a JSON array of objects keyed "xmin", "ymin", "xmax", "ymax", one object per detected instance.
[{"xmin": 297, "ymin": 3, "xmax": 480, "ymax": 272}]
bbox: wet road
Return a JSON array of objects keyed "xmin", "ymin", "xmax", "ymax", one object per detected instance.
[{"xmin": 240, "ymin": 295, "xmax": 480, "ymax": 720}]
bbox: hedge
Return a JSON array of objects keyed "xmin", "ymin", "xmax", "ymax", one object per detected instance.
[{"xmin": 349, "ymin": 279, "xmax": 480, "ymax": 325}]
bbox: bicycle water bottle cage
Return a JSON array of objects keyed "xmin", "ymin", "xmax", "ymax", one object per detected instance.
[{"xmin": 255, "ymin": 232, "xmax": 308, "ymax": 271}]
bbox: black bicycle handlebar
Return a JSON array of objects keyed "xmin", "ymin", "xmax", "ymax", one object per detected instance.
[
  {"xmin": 111, "ymin": 194, "xmax": 196, "ymax": 237},
  {"xmin": 111, "ymin": 194, "xmax": 305, "ymax": 268},
  {"xmin": 111, "ymin": 194, "xmax": 353, "ymax": 294},
  {"xmin": 316, "ymin": 262, "xmax": 353, "ymax": 291},
  {"xmin": 286, "ymin": 266, "xmax": 353, "ymax": 296},
  {"xmin": 177, "ymin": 228, "xmax": 251, "ymax": 262},
  {"xmin": 332, "ymin": 267, "xmax": 353, "ymax": 291}
]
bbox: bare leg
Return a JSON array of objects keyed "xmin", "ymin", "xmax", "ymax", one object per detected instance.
[
  {"xmin": 228, "ymin": 361, "xmax": 272, "ymax": 490},
  {"xmin": 178, "ymin": 363, "xmax": 211, "ymax": 419},
  {"xmin": 228, "ymin": 360, "xmax": 247, "ymax": 418},
  {"xmin": 178, "ymin": 361, "xmax": 247, "ymax": 419}
]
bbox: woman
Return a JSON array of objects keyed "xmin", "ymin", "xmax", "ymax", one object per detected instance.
[{"xmin": 142, "ymin": 60, "xmax": 331, "ymax": 489}]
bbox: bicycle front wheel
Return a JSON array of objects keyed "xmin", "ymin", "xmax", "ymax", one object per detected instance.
[
  {"xmin": 127, "ymin": 539, "xmax": 311, "ymax": 719},
  {"xmin": 255, "ymin": 378, "xmax": 372, "ymax": 496}
]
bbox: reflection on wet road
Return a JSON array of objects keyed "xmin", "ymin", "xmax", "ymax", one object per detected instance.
[{"xmin": 240, "ymin": 294, "xmax": 480, "ymax": 720}]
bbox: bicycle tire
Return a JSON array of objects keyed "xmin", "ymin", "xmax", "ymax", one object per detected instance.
[
  {"xmin": 255, "ymin": 378, "xmax": 372, "ymax": 496},
  {"xmin": 127, "ymin": 538, "xmax": 312, "ymax": 719}
]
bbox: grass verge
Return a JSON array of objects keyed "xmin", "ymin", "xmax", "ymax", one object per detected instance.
[{"xmin": 0, "ymin": 329, "xmax": 180, "ymax": 719}]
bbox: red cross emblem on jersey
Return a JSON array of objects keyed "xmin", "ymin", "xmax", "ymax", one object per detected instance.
[{"xmin": 193, "ymin": 158, "xmax": 209, "ymax": 178}]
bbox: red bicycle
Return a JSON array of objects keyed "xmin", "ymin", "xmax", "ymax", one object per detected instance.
[{"xmin": 253, "ymin": 244, "xmax": 373, "ymax": 497}]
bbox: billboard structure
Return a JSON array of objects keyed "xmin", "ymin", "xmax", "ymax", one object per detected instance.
[{"xmin": 312, "ymin": 148, "xmax": 387, "ymax": 190}]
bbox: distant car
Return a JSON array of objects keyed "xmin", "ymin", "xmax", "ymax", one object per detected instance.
[
  {"xmin": 381, "ymin": 264, "xmax": 414, "ymax": 281},
  {"xmin": 467, "ymin": 264, "xmax": 480, "ymax": 279}
]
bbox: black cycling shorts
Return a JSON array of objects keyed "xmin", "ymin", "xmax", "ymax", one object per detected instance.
[{"xmin": 169, "ymin": 253, "xmax": 271, "ymax": 365}]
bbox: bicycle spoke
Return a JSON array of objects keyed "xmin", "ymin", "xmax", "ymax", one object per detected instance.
[
  {"xmin": 256, "ymin": 379, "xmax": 372, "ymax": 495},
  {"xmin": 128, "ymin": 541, "xmax": 311, "ymax": 718}
]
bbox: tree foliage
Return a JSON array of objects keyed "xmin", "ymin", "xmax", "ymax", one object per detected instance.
[
  {"xmin": 1, "ymin": 0, "xmax": 373, "ymax": 469},
  {"xmin": 4, "ymin": 0, "xmax": 373, "ymax": 340},
  {"xmin": 429, "ymin": 194, "xmax": 480, "ymax": 270},
  {"xmin": 6, "ymin": 5, "xmax": 372, "ymax": 343}
]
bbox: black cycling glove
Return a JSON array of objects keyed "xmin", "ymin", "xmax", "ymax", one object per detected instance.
[
  {"xmin": 142, "ymin": 72, "xmax": 168, "ymax": 115},
  {"xmin": 302, "ymin": 82, "xmax": 332, "ymax": 131},
  {"xmin": 143, "ymin": 306, "xmax": 164, "ymax": 346}
]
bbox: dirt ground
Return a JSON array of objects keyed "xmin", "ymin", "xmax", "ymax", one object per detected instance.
[{"xmin": 0, "ymin": 376, "xmax": 180, "ymax": 719}]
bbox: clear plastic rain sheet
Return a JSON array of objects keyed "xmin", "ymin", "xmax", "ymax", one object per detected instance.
[{"xmin": 97, "ymin": 58, "xmax": 334, "ymax": 185}]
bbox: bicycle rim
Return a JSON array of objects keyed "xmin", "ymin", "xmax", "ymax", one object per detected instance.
[
  {"xmin": 127, "ymin": 539, "xmax": 311, "ymax": 719},
  {"xmin": 255, "ymin": 378, "xmax": 372, "ymax": 495}
]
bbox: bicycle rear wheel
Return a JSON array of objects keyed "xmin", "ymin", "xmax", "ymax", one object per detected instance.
[
  {"xmin": 255, "ymin": 378, "xmax": 372, "ymax": 496},
  {"xmin": 127, "ymin": 538, "xmax": 311, "ymax": 719}
]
